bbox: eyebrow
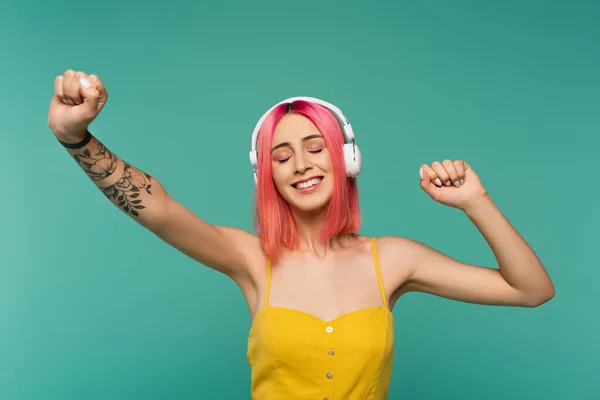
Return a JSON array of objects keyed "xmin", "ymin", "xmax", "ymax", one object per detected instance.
[{"xmin": 270, "ymin": 134, "xmax": 323, "ymax": 153}]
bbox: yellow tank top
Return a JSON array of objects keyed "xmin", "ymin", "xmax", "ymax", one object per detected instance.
[{"xmin": 247, "ymin": 237, "xmax": 394, "ymax": 400}]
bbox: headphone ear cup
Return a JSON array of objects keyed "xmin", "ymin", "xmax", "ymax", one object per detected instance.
[
  {"xmin": 250, "ymin": 151, "xmax": 259, "ymax": 186},
  {"xmin": 249, "ymin": 151, "xmax": 258, "ymax": 168},
  {"xmin": 343, "ymin": 143, "xmax": 362, "ymax": 177}
]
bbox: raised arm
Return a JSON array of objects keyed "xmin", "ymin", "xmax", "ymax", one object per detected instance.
[
  {"xmin": 380, "ymin": 160, "xmax": 554, "ymax": 308},
  {"xmin": 47, "ymin": 70, "xmax": 263, "ymax": 282}
]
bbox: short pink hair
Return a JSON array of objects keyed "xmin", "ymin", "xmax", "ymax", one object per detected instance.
[{"xmin": 253, "ymin": 100, "xmax": 361, "ymax": 262}]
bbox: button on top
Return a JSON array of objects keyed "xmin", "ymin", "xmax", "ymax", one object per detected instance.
[
  {"xmin": 326, "ymin": 326, "xmax": 333, "ymax": 333},
  {"xmin": 326, "ymin": 372, "xmax": 333, "ymax": 379},
  {"xmin": 328, "ymin": 350, "xmax": 335, "ymax": 356}
]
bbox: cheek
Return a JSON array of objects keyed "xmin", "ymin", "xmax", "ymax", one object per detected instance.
[
  {"xmin": 316, "ymin": 152, "xmax": 334, "ymax": 171},
  {"xmin": 271, "ymin": 165, "xmax": 289, "ymax": 188}
]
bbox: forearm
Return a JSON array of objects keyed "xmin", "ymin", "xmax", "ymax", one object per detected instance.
[
  {"xmin": 58, "ymin": 131, "xmax": 170, "ymax": 230},
  {"xmin": 464, "ymin": 194, "xmax": 555, "ymax": 302}
]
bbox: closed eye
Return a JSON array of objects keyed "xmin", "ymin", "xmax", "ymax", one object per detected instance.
[{"xmin": 276, "ymin": 148, "xmax": 323, "ymax": 163}]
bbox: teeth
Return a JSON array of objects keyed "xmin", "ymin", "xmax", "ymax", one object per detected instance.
[{"xmin": 296, "ymin": 178, "xmax": 321, "ymax": 189}]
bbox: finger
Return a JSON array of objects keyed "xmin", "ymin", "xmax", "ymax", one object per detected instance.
[
  {"xmin": 419, "ymin": 166, "xmax": 430, "ymax": 185},
  {"xmin": 442, "ymin": 159, "xmax": 460, "ymax": 187},
  {"xmin": 72, "ymin": 71, "xmax": 87, "ymax": 105},
  {"xmin": 87, "ymin": 74, "xmax": 108, "ymax": 106},
  {"xmin": 61, "ymin": 70, "xmax": 76, "ymax": 105},
  {"xmin": 421, "ymin": 164, "xmax": 442, "ymax": 187},
  {"xmin": 431, "ymin": 161, "xmax": 451, "ymax": 187},
  {"xmin": 453, "ymin": 160, "xmax": 465, "ymax": 185},
  {"xmin": 54, "ymin": 75, "xmax": 68, "ymax": 105},
  {"xmin": 63, "ymin": 69, "xmax": 83, "ymax": 105},
  {"xmin": 78, "ymin": 76, "xmax": 101, "ymax": 119}
]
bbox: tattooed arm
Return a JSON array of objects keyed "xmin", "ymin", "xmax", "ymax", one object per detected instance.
[
  {"xmin": 59, "ymin": 130, "xmax": 263, "ymax": 282},
  {"xmin": 49, "ymin": 71, "xmax": 264, "ymax": 289},
  {"xmin": 61, "ymin": 131, "xmax": 163, "ymax": 224}
]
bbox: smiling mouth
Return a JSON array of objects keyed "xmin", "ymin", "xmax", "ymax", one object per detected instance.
[{"xmin": 291, "ymin": 177, "xmax": 323, "ymax": 191}]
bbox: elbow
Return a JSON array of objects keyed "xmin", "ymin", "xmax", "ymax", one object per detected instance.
[{"xmin": 523, "ymin": 284, "xmax": 555, "ymax": 307}]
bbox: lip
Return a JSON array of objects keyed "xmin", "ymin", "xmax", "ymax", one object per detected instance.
[
  {"xmin": 291, "ymin": 176, "xmax": 324, "ymax": 194},
  {"xmin": 290, "ymin": 176, "xmax": 324, "ymax": 187}
]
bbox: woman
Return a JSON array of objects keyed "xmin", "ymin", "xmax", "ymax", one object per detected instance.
[{"xmin": 48, "ymin": 70, "xmax": 555, "ymax": 400}]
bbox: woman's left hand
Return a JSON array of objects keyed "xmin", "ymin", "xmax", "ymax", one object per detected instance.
[{"xmin": 419, "ymin": 160, "xmax": 488, "ymax": 212}]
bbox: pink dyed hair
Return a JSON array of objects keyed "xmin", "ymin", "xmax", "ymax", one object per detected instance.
[{"xmin": 253, "ymin": 100, "xmax": 361, "ymax": 261}]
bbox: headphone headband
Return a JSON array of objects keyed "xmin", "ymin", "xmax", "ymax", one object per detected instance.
[{"xmin": 250, "ymin": 96, "xmax": 355, "ymax": 155}]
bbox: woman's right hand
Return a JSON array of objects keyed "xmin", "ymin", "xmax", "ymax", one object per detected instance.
[{"xmin": 48, "ymin": 70, "xmax": 108, "ymax": 142}]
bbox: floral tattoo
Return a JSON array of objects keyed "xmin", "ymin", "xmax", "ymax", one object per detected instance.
[{"xmin": 71, "ymin": 136, "xmax": 152, "ymax": 217}]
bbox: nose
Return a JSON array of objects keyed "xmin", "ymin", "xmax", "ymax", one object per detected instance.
[{"xmin": 293, "ymin": 152, "xmax": 311, "ymax": 175}]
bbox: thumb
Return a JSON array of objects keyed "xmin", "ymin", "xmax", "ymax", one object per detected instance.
[
  {"xmin": 419, "ymin": 166, "xmax": 437, "ymax": 196},
  {"xmin": 419, "ymin": 166, "xmax": 431, "ymax": 187}
]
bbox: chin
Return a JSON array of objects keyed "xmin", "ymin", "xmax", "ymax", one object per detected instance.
[
  {"xmin": 280, "ymin": 177, "xmax": 333, "ymax": 214},
  {"xmin": 290, "ymin": 198, "xmax": 330, "ymax": 214}
]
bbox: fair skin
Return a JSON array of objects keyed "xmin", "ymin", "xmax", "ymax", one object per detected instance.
[{"xmin": 48, "ymin": 70, "xmax": 555, "ymax": 325}]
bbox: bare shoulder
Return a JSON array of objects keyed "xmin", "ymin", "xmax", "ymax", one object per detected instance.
[
  {"xmin": 336, "ymin": 234, "xmax": 414, "ymax": 263},
  {"xmin": 217, "ymin": 225, "xmax": 267, "ymax": 275},
  {"xmin": 217, "ymin": 225, "xmax": 263, "ymax": 257},
  {"xmin": 371, "ymin": 235, "xmax": 419, "ymax": 287},
  {"xmin": 373, "ymin": 235, "xmax": 421, "ymax": 266},
  {"xmin": 373, "ymin": 234, "xmax": 462, "ymax": 282},
  {"xmin": 336, "ymin": 234, "xmax": 375, "ymax": 259}
]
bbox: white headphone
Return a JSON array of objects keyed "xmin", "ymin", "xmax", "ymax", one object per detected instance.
[{"xmin": 249, "ymin": 96, "xmax": 362, "ymax": 185}]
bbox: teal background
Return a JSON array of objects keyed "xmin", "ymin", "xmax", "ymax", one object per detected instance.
[{"xmin": 1, "ymin": 0, "xmax": 598, "ymax": 399}]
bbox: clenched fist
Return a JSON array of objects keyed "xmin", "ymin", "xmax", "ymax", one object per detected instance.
[
  {"xmin": 419, "ymin": 159, "xmax": 488, "ymax": 212},
  {"xmin": 48, "ymin": 70, "xmax": 108, "ymax": 142}
]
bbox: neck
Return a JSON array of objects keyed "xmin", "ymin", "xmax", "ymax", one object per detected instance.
[
  {"xmin": 292, "ymin": 208, "xmax": 331, "ymax": 256},
  {"xmin": 290, "ymin": 208, "xmax": 356, "ymax": 258}
]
